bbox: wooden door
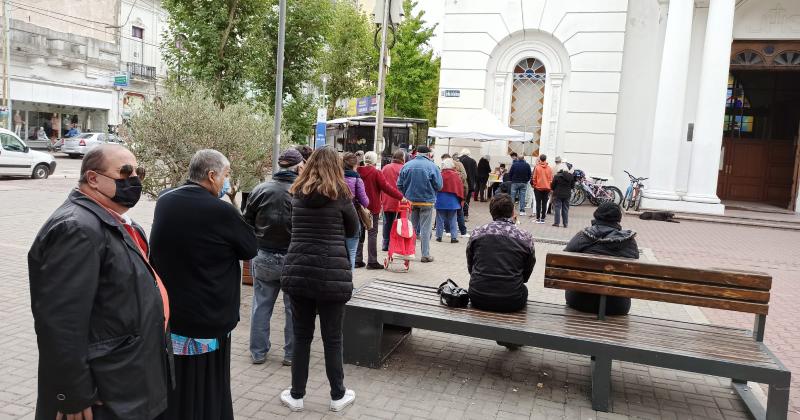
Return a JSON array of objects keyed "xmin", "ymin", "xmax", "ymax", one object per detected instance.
[{"xmin": 719, "ymin": 138, "xmax": 767, "ymax": 201}]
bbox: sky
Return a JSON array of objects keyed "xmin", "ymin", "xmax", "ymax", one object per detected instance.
[{"xmin": 414, "ymin": 0, "xmax": 445, "ymax": 54}]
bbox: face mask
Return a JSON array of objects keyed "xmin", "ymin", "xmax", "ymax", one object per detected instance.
[
  {"xmin": 97, "ymin": 173, "xmax": 143, "ymax": 208},
  {"xmin": 218, "ymin": 177, "xmax": 231, "ymax": 198}
]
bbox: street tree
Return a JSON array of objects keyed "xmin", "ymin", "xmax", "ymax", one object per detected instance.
[
  {"xmin": 385, "ymin": 0, "xmax": 440, "ymax": 124},
  {"xmin": 319, "ymin": 1, "xmax": 378, "ymax": 116},
  {"xmin": 128, "ymin": 85, "xmax": 279, "ymax": 207},
  {"xmin": 161, "ymin": 0, "xmax": 269, "ymax": 107}
]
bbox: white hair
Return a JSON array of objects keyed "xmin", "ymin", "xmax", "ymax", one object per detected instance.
[
  {"xmin": 460, "ymin": 148, "xmax": 471, "ymax": 156},
  {"xmin": 188, "ymin": 149, "xmax": 230, "ymax": 183},
  {"xmin": 364, "ymin": 151, "xmax": 378, "ymax": 165},
  {"xmin": 441, "ymin": 158, "xmax": 455, "ymax": 170}
]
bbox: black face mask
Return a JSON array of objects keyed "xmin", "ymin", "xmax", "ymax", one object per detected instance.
[{"xmin": 97, "ymin": 173, "xmax": 143, "ymax": 208}]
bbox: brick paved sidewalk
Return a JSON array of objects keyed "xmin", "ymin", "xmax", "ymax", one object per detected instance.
[{"xmin": 0, "ymin": 171, "xmax": 797, "ymax": 419}]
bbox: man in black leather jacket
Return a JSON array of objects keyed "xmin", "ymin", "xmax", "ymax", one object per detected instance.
[
  {"xmin": 563, "ymin": 202, "xmax": 639, "ymax": 315},
  {"xmin": 29, "ymin": 145, "xmax": 172, "ymax": 420},
  {"xmin": 243, "ymin": 148, "xmax": 304, "ymax": 365}
]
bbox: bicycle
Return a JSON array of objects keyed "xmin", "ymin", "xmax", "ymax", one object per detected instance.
[
  {"xmin": 622, "ymin": 170, "xmax": 647, "ymax": 211},
  {"xmin": 570, "ymin": 169, "xmax": 623, "ymax": 206}
]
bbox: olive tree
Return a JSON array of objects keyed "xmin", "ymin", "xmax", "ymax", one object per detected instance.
[{"xmin": 128, "ymin": 86, "xmax": 279, "ymax": 207}]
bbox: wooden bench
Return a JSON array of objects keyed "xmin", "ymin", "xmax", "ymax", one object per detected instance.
[{"xmin": 342, "ymin": 252, "xmax": 791, "ymax": 420}]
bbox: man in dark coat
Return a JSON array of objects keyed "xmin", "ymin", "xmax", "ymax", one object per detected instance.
[
  {"xmin": 467, "ymin": 193, "xmax": 535, "ymax": 312},
  {"xmin": 458, "ymin": 149, "xmax": 478, "ymax": 218},
  {"xmin": 550, "ymin": 168, "xmax": 574, "ymax": 228},
  {"xmin": 244, "ymin": 148, "xmax": 304, "ymax": 366},
  {"xmin": 563, "ymin": 202, "xmax": 639, "ymax": 315},
  {"xmin": 150, "ymin": 149, "xmax": 258, "ymax": 419},
  {"xmin": 476, "ymin": 155, "xmax": 491, "ymax": 201},
  {"xmin": 29, "ymin": 144, "xmax": 171, "ymax": 420}
]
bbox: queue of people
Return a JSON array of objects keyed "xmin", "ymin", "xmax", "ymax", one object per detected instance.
[{"xmin": 27, "ymin": 141, "xmax": 636, "ymax": 419}]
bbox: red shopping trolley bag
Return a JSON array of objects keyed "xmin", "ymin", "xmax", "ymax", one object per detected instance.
[{"xmin": 384, "ymin": 201, "xmax": 416, "ymax": 272}]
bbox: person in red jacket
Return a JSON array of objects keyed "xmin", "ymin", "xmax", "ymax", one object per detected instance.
[
  {"xmin": 357, "ymin": 151, "xmax": 404, "ymax": 269},
  {"xmin": 380, "ymin": 150, "xmax": 406, "ymax": 252},
  {"xmin": 531, "ymin": 154, "xmax": 553, "ymax": 224}
]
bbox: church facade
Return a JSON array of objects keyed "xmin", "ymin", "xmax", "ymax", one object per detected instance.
[{"xmin": 435, "ymin": 0, "xmax": 800, "ymax": 214}]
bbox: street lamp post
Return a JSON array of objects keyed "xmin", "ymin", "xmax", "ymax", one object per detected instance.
[
  {"xmin": 321, "ymin": 73, "xmax": 329, "ymax": 111},
  {"xmin": 272, "ymin": 0, "xmax": 287, "ymax": 173}
]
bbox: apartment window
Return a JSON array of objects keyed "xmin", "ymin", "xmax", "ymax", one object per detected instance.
[{"xmin": 132, "ymin": 26, "xmax": 144, "ymax": 39}]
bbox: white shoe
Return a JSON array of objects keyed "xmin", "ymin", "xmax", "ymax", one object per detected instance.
[
  {"xmin": 330, "ymin": 389, "xmax": 356, "ymax": 412},
  {"xmin": 461, "ymin": 233, "xmax": 470, "ymax": 239},
  {"xmin": 281, "ymin": 389, "xmax": 304, "ymax": 412},
  {"xmin": 519, "ymin": 211, "xmax": 526, "ymax": 216}
]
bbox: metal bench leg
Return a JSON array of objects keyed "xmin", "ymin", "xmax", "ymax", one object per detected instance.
[
  {"xmin": 591, "ymin": 355, "xmax": 612, "ymax": 412},
  {"xmin": 765, "ymin": 379, "xmax": 790, "ymax": 420},
  {"xmin": 343, "ymin": 306, "xmax": 384, "ymax": 368}
]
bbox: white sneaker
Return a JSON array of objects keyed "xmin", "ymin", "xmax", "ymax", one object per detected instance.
[
  {"xmin": 330, "ymin": 389, "xmax": 356, "ymax": 412},
  {"xmin": 461, "ymin": 233, "xmax": 470, "ymax": 239},
  {"xmin": 519, "ymin": 211, "xmax": 526, "ymax": 216},
  {"xmin": 281, "ymin": 389, "xmax": 304, "ymax": 412}
]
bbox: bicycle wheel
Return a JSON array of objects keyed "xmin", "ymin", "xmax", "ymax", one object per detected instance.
[
  {"xmin": 634, "ymin": 190, "xmax": 643, "ymax": 211},
  {"xmin": 623, "ymin": 188, "xmax": 633, "ymax": 211},
  {"xmin": 570, "ymin": 187, "xmax": 586, "ymax": 206},
  {"xmin": 606, "ymin": 186, "xmax": 624, "ymax": 206}
]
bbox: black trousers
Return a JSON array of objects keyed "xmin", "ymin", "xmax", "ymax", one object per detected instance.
[
  {"xmin": 160, "ymin": 336, "xmax": 233, "ymax": 420},
  {"xmin": 463, "ymin": 189, "xmax": 473, "ymax": 217},
  {"xmin": 566, "ymin": 291, "xmax": 631, "ymax": 316},
  {"xmin": 289, "ymin": 295, "xmax": 346, "ymax": 400},
  {"xmin": 534, "ymin": 189, "xmax": 549, "ymax": 220},
  {"xmin": 477, "ymin": 178, "xmax": 489, "ymax": 201},
  {"xmin": 382, "ymin": 211, "xmax": 398, "ymax": 251}
]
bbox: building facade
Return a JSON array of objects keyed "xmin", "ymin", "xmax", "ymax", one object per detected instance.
[
  {"xmin": 436, "ymin": 0, "xmax": 800, "ymax": 214},
  {"xmin": 5, "ymin": 0, "xmax": 168, "ymax": 140}
]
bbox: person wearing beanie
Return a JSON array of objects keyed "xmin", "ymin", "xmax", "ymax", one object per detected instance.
[
  {"xmin": 562, "ymin": 202, "xmax": 638, "ymax": 315},
  {"xmin": 397, "ymin": 145, "xmax": 443, "ymax": 263},
  {"xmin": 243, "ymin": 148, "xmax": 305, "ymax": 366},
  {"xmin": 356, "ymin": 151, "xmax": 403, "ymax": 269}
]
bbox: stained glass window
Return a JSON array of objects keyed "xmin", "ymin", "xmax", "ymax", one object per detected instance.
[
  {"xmin": 774, "ymin": 51, "xmax": 800, "ymax": 66},
  {"xmin": 731, "ymin": 50, "xmax": 765, "ymax": 65},
  {"xmin": 509, "ymin": 58, "xmax": 546, "ymax": 156}
]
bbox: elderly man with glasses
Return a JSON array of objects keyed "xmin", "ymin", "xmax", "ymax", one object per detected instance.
[{"xmin": 29, "ymin": 144, "xmax": 172, "ymax": 420}]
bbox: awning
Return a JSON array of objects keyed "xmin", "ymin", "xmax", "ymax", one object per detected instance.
[{"xmin": 428, "ymin": 108, "xmax": 533, "ymax": 142}]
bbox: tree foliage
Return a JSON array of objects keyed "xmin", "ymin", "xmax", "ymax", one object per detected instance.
[
  {"xmin": 318, "ymin": 2, "xmax": 378, "ymax": 116},
  {"xmin": 128, "ymin": 85, "xmax": 278, "ymax": 207},
  {"xmin": 385, "ymin": 0, "xmax": 440, "ymax": 124},
  {"xmin": 161, "ymin": 0, "xmax": 268, "ymax": 107}
]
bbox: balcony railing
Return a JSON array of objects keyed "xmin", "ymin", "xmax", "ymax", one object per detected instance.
[{"xmin": 127, "ymin": 62, "xmax": 157, "ymax": 80}]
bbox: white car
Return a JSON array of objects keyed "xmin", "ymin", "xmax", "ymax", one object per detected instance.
[
  {"xmin": 62, "ymin": 132, "xmax": 124, "ymax": 158},
  {"xmin": 0, "ymin": 128, "xmax": 57, "ymax": 179}
]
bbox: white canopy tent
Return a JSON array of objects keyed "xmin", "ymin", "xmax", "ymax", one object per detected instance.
[{"xmin": 428, "ymin": 108, "xmax": 534, "ymax": 142}]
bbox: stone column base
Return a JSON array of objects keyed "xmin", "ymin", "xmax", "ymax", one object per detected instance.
[{"xmin": 640, "ymin": 197, "xmax": 725, "ymax": 215}]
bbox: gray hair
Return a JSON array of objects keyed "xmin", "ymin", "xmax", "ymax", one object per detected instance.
[
  {"xmin": 441, "ymin": 158, "xmax": 455, "ymax": 170},
  {"xmin": 188, "ymin": 149, "xmax": 230, "ymax": 183}
]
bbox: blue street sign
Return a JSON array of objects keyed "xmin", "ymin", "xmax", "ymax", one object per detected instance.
[{"xmin": 315, "ymin": 122, "xmax": 327, "ymax": 149}]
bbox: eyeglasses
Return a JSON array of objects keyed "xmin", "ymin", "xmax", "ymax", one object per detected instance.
[{"xmin": 115, "ymin": 164, "xmax": 146, "ymax": 180}]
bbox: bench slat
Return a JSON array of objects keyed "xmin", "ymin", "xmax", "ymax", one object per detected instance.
[
  {"xmin": 546, "ymin": 252, "xmax": 772, "ymax": 290},
  {"xmin": 544, "ymin": 278, "xmax": 769, "ymax": 314},
  {"xmin": 545, "ymin": 267, "xmax": 771, "ymax": 303}
]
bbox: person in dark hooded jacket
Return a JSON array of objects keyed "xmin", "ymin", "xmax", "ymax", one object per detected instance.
[
  {"xmin": 563, "ymin": 202, "xmax": 638, "ymax": 315},
  {"xmin": 280, "ymin": 146, "xmax": 359, "ymax": 413}
]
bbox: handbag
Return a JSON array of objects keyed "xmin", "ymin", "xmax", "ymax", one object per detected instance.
[
  {"xmin": 437, "ymin": 279, "xmax": 470, "ymax": 308},
  {"xmin": 355, "ymin": 203, "xmax": 373, "ymax": 230}
]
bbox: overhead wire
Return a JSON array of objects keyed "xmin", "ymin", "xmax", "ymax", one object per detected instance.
[{"xmin": 9, "ymin": 1, "xmax": 165, "ymax": 49}]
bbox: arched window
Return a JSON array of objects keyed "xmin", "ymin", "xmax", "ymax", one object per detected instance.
[
  {"xmin": 731, "ymin": 50, "xmax": 765, "ymax": 65},
  {"xmin": 509, "ymin": 58, "xmax": 546, "ymax": 155},
  {"xmin": 774, "ymin": 50, "xmax": 800, "ymax": 66}
]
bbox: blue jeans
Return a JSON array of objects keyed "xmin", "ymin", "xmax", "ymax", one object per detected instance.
[
  {"xmin": 553, "ymin": 197, "xmax": 570, "ymax": 226},
  {"xmin": 345, "ymin": 224, "xmax": 361, "ymax": 269},
  {"xmin": 445, "ymin": 208, "xmax": 467, "ymax": 236},
  {"xmin": 510, "ymin": 183, "xmax": 528, "ymax": 212},
  {"xmin": 250, "ymin": 250, "xmax": 294, "ymax": 361},
  {"xmin": 436, "ymin": 210, "xmax": 458, "ymax": 241},
  {"xmin": 410, "ymin": 206, "xmax": 434, "ymax": 258}
]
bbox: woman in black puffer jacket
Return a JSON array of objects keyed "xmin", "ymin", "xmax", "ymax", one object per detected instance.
[
  {"xmin": 280, "ymin": 146, "xmax": 359, "ymax": 412},
  {"xmin": 563, "ymin": 202, "xmax": 639, "ymax": 315}
]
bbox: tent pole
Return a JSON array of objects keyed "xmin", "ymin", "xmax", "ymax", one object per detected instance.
[{"xmin": 448, "ymin": 138, "xmax": 451, "ymax": 154}]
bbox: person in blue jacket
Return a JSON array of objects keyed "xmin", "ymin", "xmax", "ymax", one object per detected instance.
[
  {"xmin": 396, "ymin": 145, "xmax": 443, "ymax": 263},
  {"xmin": 507, "ymin": 152, "xmax": 532, "ymax": 215}
]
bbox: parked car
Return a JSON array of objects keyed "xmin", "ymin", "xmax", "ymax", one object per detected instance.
[
  {"xmin": 25, "ymin": 136, "xmax": 52, "ymax": 150},
  {"xmin": 61, "ymin": 132, "xmax": 125, "ymax": 158},
  {"xmin": 0, "ymin": 128, "xmax": 57, "ymax": 179}
]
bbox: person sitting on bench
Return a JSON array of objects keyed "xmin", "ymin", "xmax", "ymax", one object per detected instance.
[
  {"xmin": 466, "ymin": 194, "xmax": 535, "ymax": 313},
  {"xmin": 563, "ymin": 202, "xmax": 638, "ymax": 315}
]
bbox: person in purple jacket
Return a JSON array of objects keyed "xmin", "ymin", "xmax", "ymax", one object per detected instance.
[{"xmin": 342, "ymin": 152, "xmax": 369, "ymax": 269}]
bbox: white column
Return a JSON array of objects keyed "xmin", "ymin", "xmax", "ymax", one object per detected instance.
[
  {"xmin": 684, "ymin": 0, "xmax": 735, "ymax": 210},
  {"xmin": 643, "ymin": 0, "xmax": 695, "ymax": 202},
  {"xmin": 545, "ymin": 73, "xmax": 564, "ymax": 158}
]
